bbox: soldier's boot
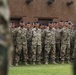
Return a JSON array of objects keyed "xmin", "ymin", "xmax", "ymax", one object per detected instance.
[
  {"xmin": 38, "ymin": 61, "xmax": 42, "ymax": 65},
  {"xmin": 56, "ymin": 60, "xmax": 59, "ymax": 63},
  {"xmin": 45, "ymin": 58, "xmax": 48, "ymax": 65},
  {"xmin": 32, "ymin": 61, "xmax": 36, "ymax": 65},
  {"xmin": 61, "ymin": 60, "xmax": 65, "ymax": 64},
  {"xmin": 15, "ymin": 63, "xmax": 19, "ymax": 67},
  {"xmin": 24, "ymin": 62, "xmax": 29, "ymax": 65},
  {"xmin": 30, "ymin": 61, "xmax": 32, "ymax": 64},
  {"xmin": 67, "ymin": 60, "xmax": 71, "ymax": 64},
  {"xmin": 45, "ymin": 61, "xmax": 48, "ymax": 65},
  {"xmin": 51, "ymin": 61, "xmax": 57, "ymax": 64}
]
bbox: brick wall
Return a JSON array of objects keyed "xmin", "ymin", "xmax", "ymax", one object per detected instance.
[{"xmin": 8, "ymin": 0, "xmax": 76, "ymax": 23}]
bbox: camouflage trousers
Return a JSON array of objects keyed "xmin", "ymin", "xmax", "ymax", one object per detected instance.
[
  {"xmin": 27, "ymin": 41, "xmax": 32, "ymax": 63},
  {"xmin": 70, "ymin": 39, "xmax": 75, "ymax": 59},
  {"xmin": 41, "ymin": 42, "xmax": 45, "ymax": 63},
  {"xmin": 15, "ymin": 44, "xmax": 28, "ymax": 63},
  {"xmin": 32, "ymin": 45, "xmax": 42, "ymax": 62},
  {"xmin": 61, "ymin": 43, "xmax": 70, "ymax": 61},
  {"xmin": 56, "ymin": 41, "xmax": 61, "ymax": 62},
  {"xmin": 9, "ymin": 44, "xmax": 16, "ymax": 65},
  {"xmin": 45, "ymin": 43, "xmax": 56, "ymax": 62}
]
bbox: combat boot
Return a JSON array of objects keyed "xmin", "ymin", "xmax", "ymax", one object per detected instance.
[
  {"xmin": 24, "ymin": 62, "xmax": 29, "ymax": 65},
  {"xmin": 15, "ymin": 63, "xmax": 18, "ymax": 67},
  {"xmin": 33, "ymin": 61, "xmax": 36, "ymax": 65},
  {"xmin": 67, "ymin": 60, "xmax": 71, "ymax": 64},
  {"xmin": 51, "ymin": 61, "xmax": 57, "ymax": 64},
  {"xmin": 61, "ymin": 60, "xmax": 64, "ymax": 64},
  {"xmin": 38, "ymin": 62, "xmax": 42, "ymax": 65},
  {"xmin": 45, "ymin": 61, "xmax": 48, "ymax": 65}
]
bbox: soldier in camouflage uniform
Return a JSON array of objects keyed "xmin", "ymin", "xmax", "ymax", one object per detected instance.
[
  {"xmin": 44, "ymin": 21, "xmax": 56, "ymax": 64},
  {"xmin": 15, "ymin": 20, "xmax": 28, "ymax": 66},
  {"xmin": 26, "ymin": 22, "xmax": 32, "ymax": 64},
  {"xmin": 10, "ymin": 22, "xmax": 16, "ymax": 65},
  {"xmin": 40, "ymin": 23, "xmax": 45, "ymax": 63},
  {"xmin": 53, "ymin": 22, "xmax": 61, "ymax": 63},
  {"xmin": 32, "ymin": 21, "xmax": 42, "ymax": 65},
  {"xmin": 60, "ymin": 21, "xmax": 71, "ymax": 64},
  {"xmin": 0, "ymin": 0, "xmax": 13, "ymax": 74},
  {"xmin": 70, "ymin": 24, "xmax": 75, "ymax": 61},
  {"xmin": 72, "ymin": 25, "xmax": 76, "ymax": 59}
]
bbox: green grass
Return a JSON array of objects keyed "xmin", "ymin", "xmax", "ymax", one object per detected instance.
[{"xmin": 8, "ymin": 64, "xmax": 73, "ymax": 75}]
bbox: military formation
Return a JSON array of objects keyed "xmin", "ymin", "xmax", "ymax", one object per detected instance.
[{"xmin": 10, "ymin": 20, "xmax": 76, "ymax": 66}]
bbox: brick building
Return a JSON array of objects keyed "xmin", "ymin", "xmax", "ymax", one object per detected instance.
[{"xmin": 8, "ymin": 0, "xmax": 76, "ymax": 26}]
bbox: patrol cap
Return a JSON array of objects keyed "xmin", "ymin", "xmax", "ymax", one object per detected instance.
[{"xmin": 19, "ymin": 20, "xmax": 23, "ymax": 23}]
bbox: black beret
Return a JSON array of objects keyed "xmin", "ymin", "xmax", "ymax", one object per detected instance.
[
  {"xmin": 32, "ymin": 22, "xmax": 36, "ymax": 24},
  {"xmin": 53, "ymin": 22, "xmax": 57, "ymax": 24},
  {"xmin": 65, "ymin": 20, "xmax": 68, "ymax": 23},
  {"xmin": 19, "ymin": 20, "xmax": 23, "ymax": 23},
  {"xmin": 40, "ymin": 22, "xmax": 44, "ymax": 25},
  {"xmin": 60, "ymin": 20, "xmax": 63, "ymax": 22},
  {"xmin": 48, "ymin": 21, "xmax": 52, "ymax": 24},
  {"xmin": 44, "ymin": 24, "xmax": 48, "ymax": 26}
]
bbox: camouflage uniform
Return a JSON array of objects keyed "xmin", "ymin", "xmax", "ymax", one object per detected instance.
[
  {"xmin": 70, "ymin": 29, "xmax": 75, "ymax": 59},
  {"xmin": 61, "ymin": 27, "xmax": 70, "ymax": 62},
  {"xmin": 41, "ymin": 29, "xmax": 45, "ymax": 63},
  {"xmin": 55, "ymin": 28, "xmax": 61, "ymax": 62},
  {"xmin": 32, "ymin": 28, "xmax": 42, "ymax": 64},
  {"xmin": 44, "ymin": 28, "xmax": 56, "ymax": 64},
  {"xmin": 10, "ymin": 28, "xmax": 16, "ymax": 65},
  {"xmin": 15, "ymin": 27, "xmax": 28, "ymax": 65},
  {"xmin": 26, "ymin": 28, "xmax": 32, "ymax": 63},
  {"xmin": 0, "ymin": 0, "xmax": 13, "ymax": 74},
  {"xmin": 73, "ymin": 30, "xmax": 76, "ymax": 57}
]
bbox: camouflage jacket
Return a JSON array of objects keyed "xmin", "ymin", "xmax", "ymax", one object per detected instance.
[
  {"xmin": 32, "ymin": 28, "xmax": 41, "ymax": 45},
  {"xmin": 44, "ymin": 28, "xmax": 56, "ymax": 45}
]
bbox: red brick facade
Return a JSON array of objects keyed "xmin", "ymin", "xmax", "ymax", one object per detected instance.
[{"xmin": 8, "ymin": 0, "xmax": 76, "ymax": 24}]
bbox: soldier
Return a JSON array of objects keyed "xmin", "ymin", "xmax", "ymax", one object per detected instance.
[
  {"xmin": 70, "ymin": 24, "xmax": 75, "ymax": 61},
  {"xmin": 44, "ymin": 21, "xmax": 56, "ymax": 64},
  {"xmin": 40, "ymin": 22, "xmax": 45, "ymax": 63},
  {"xmin": 60, "ymin": 21, "xmax": 71, "ymax": 64},
  {"xmin": 26, "ymin": 22, "xmax": 32, "ymax": 64},
  {"xmin": 32, "ymin": 22, "xmax": 36, "ymax": 29},
  {"xmin": 32, "ymin": 21, "xmax": 42, "ymax": 65},
  {"xmin": 54, "ymin": 22, "xmax": 61, "ymax": 63},
  {"xmin": 72, "ymin": 25, "xmax": 76, "ymax": 59},
  {"xmin": 15, "ymin": 20, "xmax": 28, "ymax": 66},
  {"xmin": 10, "ymin": 22, "xmax": 16, "ymax": 66}
]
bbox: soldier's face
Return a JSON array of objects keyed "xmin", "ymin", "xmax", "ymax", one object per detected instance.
[
  {"xmin": 40, "ymin": 25, "xmax": 44, "ymax": 29},
  {"xmin": 32, "ymin": 23, "xmax": 35, "ymax": 28},
  {"xmin": 19, "ymin": 22, "xmax": 23, "ymax": 27},
  {"xmin": 48, "ymin": 24, "xmax": 53, "ymax": 28},
  {"xmin": 36, "ymin": 23, "xmax": 39, "ymax": 27},
  {"xmin": 55, "ymin": 23, "xmax": 58, "ymax": 28},
  {"xmin": 27, "ymin": 24, "xmax": 31, "ymax": 28}
]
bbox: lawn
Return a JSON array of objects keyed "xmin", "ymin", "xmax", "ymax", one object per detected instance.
[{"xmin": 8, "ymin": 64, "xmax": 73, "ymax": 75}]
